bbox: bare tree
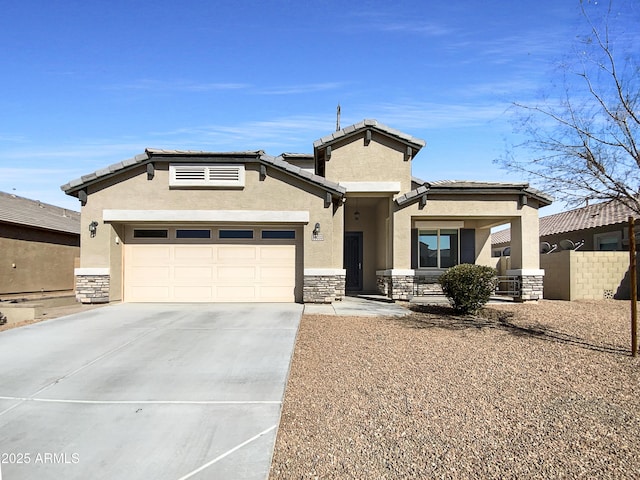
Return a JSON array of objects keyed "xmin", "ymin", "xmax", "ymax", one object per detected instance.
[{"xmin": 499, "ymin": 0, "xmax": 640, "ymax": 213}]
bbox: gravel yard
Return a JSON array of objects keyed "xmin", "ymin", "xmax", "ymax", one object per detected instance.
[{"xmin": 270, "ymin": 300, "xmax": 640, "ymax": 479}]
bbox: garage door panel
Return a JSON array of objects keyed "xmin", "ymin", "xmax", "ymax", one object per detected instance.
[
  {"xmin": 260, "ymin": 286, "xmax": 295, "ymax": 302},
  {"xmin": 130, "ymin": 246, "xmax": 172, "ymax": 262},
  {"xmin": 218, "ymin": 265, "xmax": 257, "ymax": 281},
  {"xmin": 259, "ymin": 265, "xmax": 295, "ymax": 281},
  {"xmin": 129, "ymin": 266, "xmax": 171, "ymax": 282},
  {"xmin": 173, "ymin": 266, "xmax": 214, "ymax": 281},
  {"xmin": 129, "ymin": 286, "xmax": 171, "ymax": 301},
  {"xmin": 174, "ymin": 246, "xmax": 216, "ymax": 262},
  {"xmin": 174, "ymin": 286, "xmax": 214, "ymax": 301},
  {"xmin": 216, "ymin": 285, "xmax": 257, "ymax": 301},
  {"xmin": 259, "ymin": 246, "xmax": 295, "ymax": 261},
  {"xmin": 125, "ymin": 237, "xmax": 298, "ymax": 303},
  {"xmin": 218, "ymin": 246, "xmax": 257, "ymax": 261}
]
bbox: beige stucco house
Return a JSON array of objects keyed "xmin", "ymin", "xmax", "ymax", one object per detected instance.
[{"xmin": 61, "ymin": 120, "xmax": 552, "ymax": 304}]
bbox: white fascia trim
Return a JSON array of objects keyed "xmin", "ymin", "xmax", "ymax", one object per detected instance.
[
  {"xmin": 103, "ymin": 210, "xmax": 310, "ymax": 223},
  {"xmin": 304, "ymin": 268, "xmax": 346, "ymax": 276},
  {"xmin": 507, "ymin": 269, "xmax": 545, "ymax": 276},
  {"xmin": 339, "ymin": 181, "xmax": 401, "ymax": 193},
  {"xmin": 376, "ymin": 269, "xmax": 415, "ymax": 276},
  {"xmin": 75, "ymin": 268, "xmax": 110, "ymax": 276}
]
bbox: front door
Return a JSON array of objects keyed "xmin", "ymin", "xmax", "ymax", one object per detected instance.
[{"xmin": 344, "ymin": 232, "xmax": 363, "ymax": 291}]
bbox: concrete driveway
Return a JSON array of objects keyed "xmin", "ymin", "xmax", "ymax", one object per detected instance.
[{"xmin": 0, "ymin": 303, "xmax": 302, "ymax": 480}]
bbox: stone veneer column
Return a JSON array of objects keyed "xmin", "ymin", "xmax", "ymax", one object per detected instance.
[
  {"xmin": 507, "ymin": 269, "xmax": 544, "ymax": 301},
  {"xmin": 75, "ymin": 268, "xmax": 110, "ymax": 304},
  {"xmin": 303, "ymin": 269, "xmax": 346, "ymax": 303},
  {"xmin": 376, "ymin": 269, "xmax": 416, "ymax": 301}
]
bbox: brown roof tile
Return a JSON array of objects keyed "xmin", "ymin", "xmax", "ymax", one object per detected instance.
[
  {"xmin": 491, "ymin": 200, "xmax": 636, "ymax": 245},
  {"xmin": 0, "ymin": 191, "xmax": 80, "ymax": 235}
]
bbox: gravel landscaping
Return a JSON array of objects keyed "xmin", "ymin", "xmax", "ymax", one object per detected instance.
[{"xmin": 270, "ymin": 300, "xmax": 640, "ymax": 479}]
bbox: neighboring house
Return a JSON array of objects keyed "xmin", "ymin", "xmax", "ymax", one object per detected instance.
[
  {"xmin": 61, "ymin": 119, "xmax": 552, "ymax": 304},
  {"xmin": 492, "ymin": 199, "xmax": 637, "ymax": 255},
  {"xmin": 491, "ymin": 199, "xmax": 640, "ymax": 300},
  {"xmin": 0, "ymin": 191, "xmax": 80, "ymax": 295}
]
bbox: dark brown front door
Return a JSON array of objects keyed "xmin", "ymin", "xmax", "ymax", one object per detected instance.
[{"xmin": 344, "ymin": 232, "xmax": 363, "ymax": 291}]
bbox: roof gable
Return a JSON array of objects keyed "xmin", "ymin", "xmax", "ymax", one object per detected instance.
[
  {"xmin": 313, "ymin": 119, "xmax": 426, "ymax": 153},
  {"xmin": 61, "ymin": 149, "xmax": 345, "ymax": 199}
]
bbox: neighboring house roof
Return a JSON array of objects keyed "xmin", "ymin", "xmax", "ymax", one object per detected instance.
[
  {"xmin": 491, "ymin": 199, "xmax": 636, "ymax": 245},
  {"xmin": 313, "ymin": 119, "xmax": 426, "ymax": 152},
  {"xmin": 0, "ymin": 191, "xmax": 80, "ymax": 235},
  {"xmin": 397, "ymin": 179, "xmax": 554, "ymax": 207},
  {"xmin": 61, "ymin": 149, "xmax": 346, "ymax": 198}
]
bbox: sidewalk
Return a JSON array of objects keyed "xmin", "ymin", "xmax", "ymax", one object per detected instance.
[{"xmin": 304, "ymin": 295, "xmax": 410, "ymax": 316}]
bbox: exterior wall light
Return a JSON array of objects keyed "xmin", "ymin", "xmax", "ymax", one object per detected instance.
[
  {"xmin": 89, "ymin": 221, "xmax": 99, "ymax": 238},
  {"xmin": 313, "ymin": 223, "xmax": 321, "ymax": 235}
]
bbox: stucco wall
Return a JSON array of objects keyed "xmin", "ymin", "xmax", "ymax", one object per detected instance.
[
  {"xmin": 0, "ymin": 223, "xmax": 79, "ymax": 294},
  {"xmin": 324, "ymin": 132, "xmax": 413, "ymax": 194},
  {"xmin": 539, "ymin": 251, "xmax": 571, "ymax": 300},
  {"xmin": 541, "ymin": 250, "xmax": 631, "ymax": 300}
]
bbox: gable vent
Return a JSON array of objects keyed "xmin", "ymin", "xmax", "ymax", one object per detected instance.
[{"xmin": 170, "ymin": 164, "xmax": 245, "ymax": 188}]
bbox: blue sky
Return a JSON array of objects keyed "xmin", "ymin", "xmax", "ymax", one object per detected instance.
[{"xmin": 0, "ymin": 0, "xmax": 635, "ymax": 213}]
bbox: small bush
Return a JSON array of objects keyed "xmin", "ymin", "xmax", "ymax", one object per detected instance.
[{"xmin": 439, "ymin": 264, "xmax": 498, "ymax": 315}]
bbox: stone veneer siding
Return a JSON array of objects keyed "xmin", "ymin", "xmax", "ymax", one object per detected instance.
[
  {"xmin": 304, "ymin": 275, "xmax": 345, "ymax": 303},
  {"xmin": 76, "ymin": 275, "xmax": 110, "ymax": 304},
  {"xmin": 378, "ymin": 269, "xmax": 541, "ymax": 302},
  {"xmin": 514, "ymin": 274, "xmax": 544, "ymax": 301}
]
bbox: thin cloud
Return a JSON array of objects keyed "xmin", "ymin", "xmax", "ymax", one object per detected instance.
[
  {"xmin": 365, "ymin": 101, "xmax": 511, "ymax": 129},
  {"xmin": 149, "ymin": 115, "xmax": 335, "ymax": 153},
  {"xmin": 346, "ymin": 11, "xmax": 454, "ymax": 36},
  {"xmin": 256, "ymin": 82, "xmax": 344, "ymax": 95},
  {"xmin": 105, "ymin": 79, "xmax": 251, "ymax": 92}
]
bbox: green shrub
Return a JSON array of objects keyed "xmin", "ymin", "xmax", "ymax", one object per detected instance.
[{"xmin": 439, "ymin": 264, "xmax": 498, "ymax": 315}]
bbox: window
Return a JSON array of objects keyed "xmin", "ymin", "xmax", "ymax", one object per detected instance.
[
  {"xmin": 133, "ymin": 229, "xmax": 168, "ymax": 238},
  {"xmin": 418, "ymin": 229, "xmax": 459, "ymax": 268},
  {"xmin": 262, "ymin": 230, "xmax": 296, "ymax": 239},
  {"xmin": 594, "ymin": 231, "xmax": 621, "ymax": 251},
  {"xmin": 219, "ymin": 230, "xmax": 253, "ymax": 239},
  {"xmin": 176, "ymin": 229, "xmax": 211, "ymax": 239},
  {"xmin": 170, "ymin": 164, "xmax": 245, "ymax": 187}
]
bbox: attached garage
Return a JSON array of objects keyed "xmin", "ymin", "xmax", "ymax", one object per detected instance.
[{"xmin": 123, "ymin": 226, "xmax": 301, "ymax": 302}]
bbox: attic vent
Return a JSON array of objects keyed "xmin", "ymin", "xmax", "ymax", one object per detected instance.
[{"xmin": 170, "ymin": 164, "xmax": 245, "ymax": 187}]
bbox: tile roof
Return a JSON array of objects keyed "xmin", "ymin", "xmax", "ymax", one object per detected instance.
[
  {"xmin": 0, "ymin": 191, "xmax": 80, "ymax": 235},
  {"xmin": 397, "ymin": 179, "xmax": 553, "ymax": 206},
  {"xmin": 491, "ymin": 199, "xmax": 637, "ymax": 245},
  {"xmin": 313, "ymin": 119, "xmax": 426, "ymax": 150},
  {"xmin": 61, "ymin": 149, "xmax": 346, "ymax": 198}
]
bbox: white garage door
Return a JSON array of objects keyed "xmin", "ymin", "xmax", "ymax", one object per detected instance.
[{"xmin": 123, "ymin": 228, "xmax": 297, "ymax": 302}]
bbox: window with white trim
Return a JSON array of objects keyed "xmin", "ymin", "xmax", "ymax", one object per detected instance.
[
  {"xmin": 418, "ymin": 229, "xmax": 459, "ymax": 268},
  {"xmin": 170, "ymin": 164, "xmax": 245, "ymax": 187}
]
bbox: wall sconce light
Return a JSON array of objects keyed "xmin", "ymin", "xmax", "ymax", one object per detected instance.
[
  {"xmin": 89, "ymin": 221, "xmax": 99, "ymax": 238},
  {"xmin": 354, "ymin": 210, "xmax": 360, "ymax": 221},
  {"xmin": 313, "ymin": 223, "xmax": 321, "ymax": 235}
]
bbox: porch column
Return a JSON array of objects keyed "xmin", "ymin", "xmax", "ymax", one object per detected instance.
[{"xmin": 508, "ymin": 210, "xmax": 544, "ymax": 301}]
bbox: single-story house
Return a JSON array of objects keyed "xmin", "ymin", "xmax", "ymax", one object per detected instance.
[
  {"xmin": 0, "ymin": 191, "xmax": 80, "ymax": 296},
  {"xmin": 61, "ymin": 119, "xmax": 552, "ymax": 304},
  {"xmin": 492, "ymin": 199, "xmax": 638, "ymax": 255}
]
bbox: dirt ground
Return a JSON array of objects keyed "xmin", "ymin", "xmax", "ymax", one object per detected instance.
[{"xmin": 270, "ymin": 300, "xmax": 640, "ymax": 479}]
